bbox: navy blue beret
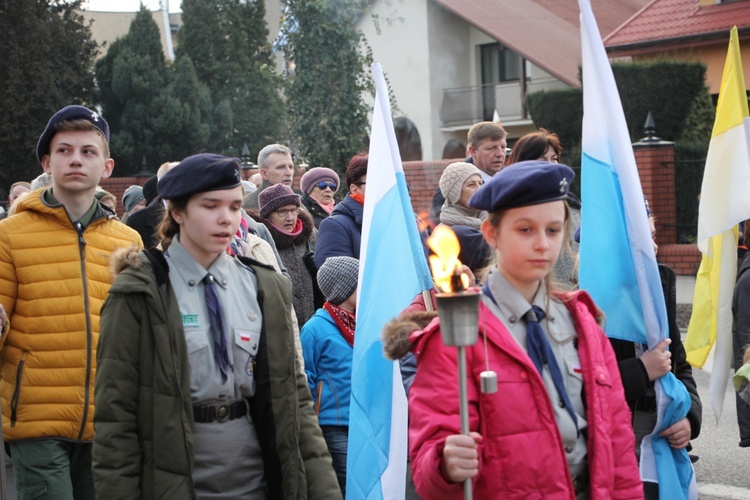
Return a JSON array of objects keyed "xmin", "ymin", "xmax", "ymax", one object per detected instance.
[
  {"xmin": 468, "ymin": 160, "xmax": 575, "ymax": 211},
  {"xmin": 157, "ymin": 153, "xmax": 242, "ymax": 200},
  {"xmin": 36, "ymin": 105, "xmax": 110, "ymax": 162}
]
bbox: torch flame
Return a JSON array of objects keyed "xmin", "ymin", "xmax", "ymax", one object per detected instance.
[
  {"xmin": 417, "ymin": 211, "xmax": 431, "ymax": 233},
  {"xmin": 427, "ymin": 225, "xmax": 470, "ymax": 292}
]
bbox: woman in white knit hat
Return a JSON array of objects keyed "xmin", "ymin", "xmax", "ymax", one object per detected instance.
[{"xmin": 438, "ymin": 162, "xmax": 487, "ymax": 230}]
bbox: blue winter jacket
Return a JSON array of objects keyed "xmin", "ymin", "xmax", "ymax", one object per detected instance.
[
  {"xmin": 313, "ymin": 195, "xmax": 363, "ymax": 268},
  {"xmin": 301, "ymin": 308, "xmax": 353, "ymax": 426}
]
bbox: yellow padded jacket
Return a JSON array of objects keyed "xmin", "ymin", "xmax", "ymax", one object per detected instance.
[{"xmin": 0, "ymin": 189, "xmax": 143, "ymax": 442}]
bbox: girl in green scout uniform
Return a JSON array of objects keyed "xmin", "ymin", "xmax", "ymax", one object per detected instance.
[{"xmin": 92, "ymin": 153, "xmax": 340, "ymax": 500}]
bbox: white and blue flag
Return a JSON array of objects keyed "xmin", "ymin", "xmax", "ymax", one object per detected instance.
[
  {"xmin": 346, "ymin": 62, "xmax": 433, "ymax": 499},
  {"xmin": 577, "ymin": 0, "xmax": 695, "ymax": 498}
]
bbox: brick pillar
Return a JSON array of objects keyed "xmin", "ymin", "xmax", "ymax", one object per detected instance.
[{"xmin": 633, "ymin": 140, "xmax": 676, "ymax": 246}]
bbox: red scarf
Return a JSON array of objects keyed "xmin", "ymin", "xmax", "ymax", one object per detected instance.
[
  {"xmin": 350, "ymin": 193, "xmax": 365, "ymax": 206},
  {"xmin": 324, "ymin": 302, "xmax": 356, "ymax": 347}
]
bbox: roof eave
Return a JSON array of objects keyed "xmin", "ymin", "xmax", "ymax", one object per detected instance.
[{"xmin": 605, "ymin": 26, "xmax": 750, "ymax": 53}]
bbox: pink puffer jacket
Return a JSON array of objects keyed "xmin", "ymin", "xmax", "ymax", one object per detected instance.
[{"xmin": 408, "ymin": 291, "xmax": 643, "ymax": 499}]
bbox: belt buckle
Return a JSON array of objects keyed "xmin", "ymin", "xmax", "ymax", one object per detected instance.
[{"xmin": 215, "ymin": 403, "xmax": 230, "ymax": 423}]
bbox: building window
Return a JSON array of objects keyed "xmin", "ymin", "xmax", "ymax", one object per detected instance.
[{"xmin": 481, "ymin": 43, "xmax": 521, "ymax": 83}]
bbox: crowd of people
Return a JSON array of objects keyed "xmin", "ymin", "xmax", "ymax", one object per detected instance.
[{"xmin": 0, "ymin": 104, "xmax": 744, "ymax": 499}]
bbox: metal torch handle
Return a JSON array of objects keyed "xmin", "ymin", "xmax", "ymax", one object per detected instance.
[{"xmin": 457, "ymin": 345, "xmax": 472, "ymax": 500}]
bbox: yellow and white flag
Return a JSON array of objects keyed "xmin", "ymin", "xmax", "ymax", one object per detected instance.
[{"xmin": 685, "ymin": 26, "xmax": 750, "ymax": 423}]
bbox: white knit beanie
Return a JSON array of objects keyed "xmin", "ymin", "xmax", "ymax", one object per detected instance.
[{"xmin": 439, "ymin": 162, "xmax": 483, "ymax": 204}]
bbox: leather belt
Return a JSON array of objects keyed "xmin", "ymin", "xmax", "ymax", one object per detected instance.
[{"xmin": 193, "ymin": 399, "xmax": 248, "ymax": 423}]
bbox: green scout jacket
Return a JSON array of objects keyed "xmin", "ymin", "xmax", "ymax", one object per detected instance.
[{"xmin": 92, "ymin": 246, "xmax": 341, "ymax": 500}]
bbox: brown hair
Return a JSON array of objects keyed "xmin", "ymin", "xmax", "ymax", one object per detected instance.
[
  {"xmin": 507, "ymin": 128, "xmax": 562, "ymax": 165},
  {"xmin": 158, "ymin": 197, "xmax": 190, "ymax": 250},
  {"xmin": 54, "ymin": 119, "xmax": 110, "ymax": 157},
  {"xmin": 467, "ymin": 122, "xmax": 507, "ymax": 148}
]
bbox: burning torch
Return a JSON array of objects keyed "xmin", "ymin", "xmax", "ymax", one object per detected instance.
[{"xmin": 427, "ymin": 226, "xmax": 496, "ymax": 499}]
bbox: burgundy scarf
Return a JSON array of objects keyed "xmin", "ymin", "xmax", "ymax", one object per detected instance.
[{"xmin": 324, "ymin": 302, "xmax": 356, "ymax": 347}]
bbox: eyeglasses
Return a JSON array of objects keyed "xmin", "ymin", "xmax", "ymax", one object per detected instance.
[
  {"xmin": 316, "ymin": 181, "xmax": 337, "ymax": 191},
  {"xmin": 274, "ymin": 207, "xmax": 300, "ymax": 218},
  {"xmin": 354, "ymin": 181, "xmax": 367, "ymax": 187}
]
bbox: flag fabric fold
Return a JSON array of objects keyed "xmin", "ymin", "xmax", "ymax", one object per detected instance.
[
  {"xmin": 684, "ymin": 26, "xmax": 750, "ymax": 424},
  {"xmin": 577, "ymin": 0, "xmax": 694, "ymax": 497},
  {"xmin": 346, "ymin": 62, "xmax": 434, "ymax": 499}
]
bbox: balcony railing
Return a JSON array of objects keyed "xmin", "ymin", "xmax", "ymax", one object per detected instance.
[{"xmin": 440, "ymin": 77, "xmax": 569, "ymax": 127}]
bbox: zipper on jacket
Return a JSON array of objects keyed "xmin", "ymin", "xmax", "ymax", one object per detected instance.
[
  {"xmin": 74, "ymin": 221, "xmax": 93, "ymax": 442},
  {"xmin": 10, "ymin": 353, "xmax": 29, "ymax": 427}
]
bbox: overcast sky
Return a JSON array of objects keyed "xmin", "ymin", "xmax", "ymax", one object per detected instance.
[{"xmin": 82, "ymin": 1, "xmax": 182, "ymax": 13}]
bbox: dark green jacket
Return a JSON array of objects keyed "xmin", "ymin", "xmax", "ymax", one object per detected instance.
[{"xmin": 93, "ymin": 246, "xmax": 341, "ymax": 500}]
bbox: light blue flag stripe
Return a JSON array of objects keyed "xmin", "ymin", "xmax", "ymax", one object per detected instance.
[{"xmin": 579, "ymin": 152, "xmax": 646, "ymax": 343}]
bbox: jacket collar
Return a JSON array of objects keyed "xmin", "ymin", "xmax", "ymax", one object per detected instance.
[
  {"xmin": 330, "ymin": 194, "xmax": 363, "ymax": 226},
  {"xmin": 18, "ymin": 188, "xmax": 115, "ymax": 227}
]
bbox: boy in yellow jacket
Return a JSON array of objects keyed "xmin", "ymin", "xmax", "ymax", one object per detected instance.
[{"xmin": 0, "ymin": 105, "xmax": 142, "ymax": 500}]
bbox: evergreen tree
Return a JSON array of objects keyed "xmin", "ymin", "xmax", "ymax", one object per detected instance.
[
  {"xmin": 96, "ymin": 6, "xmax": 213, "ymax": 175},
  {"xmin": 150, "ymin": 56, "xmax": 214, "ymax": 161},
  {"xmin": 281, "ymin": 0, "xmax": 373, "ymax": 172},
  {"xmin": 178, "ymin": 0, "xmax": 285, "ymax": 160},
  {"xmin": 97, "ymin": 6, "xmax": 167, "ymax": 174},
  {"xmin": 0, "ymin": 0, "xmax": 98, "ymax": 188}
]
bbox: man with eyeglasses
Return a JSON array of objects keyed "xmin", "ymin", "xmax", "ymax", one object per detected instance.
[{"xmin": 299, "ymin": 167, "xmax": 341, "ymax": 229}]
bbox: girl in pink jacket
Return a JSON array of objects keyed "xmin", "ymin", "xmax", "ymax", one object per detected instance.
[{"xmin": 385, "ymin": 161, "xmax": 642, "ymax": 499}]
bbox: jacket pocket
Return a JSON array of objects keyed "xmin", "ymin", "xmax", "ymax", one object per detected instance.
[
  {"xmin": 11, "ymin": 352, "xmax": 29, "ymax": 427},
  {"xmin": 481, "ymin": 365, "xmax": 536, "ymax": 437},
  {"xmin": 592, "ymin": 367, "xmax": 614, "ymax": 426},
  {"xmin": 233, "ymin": 328, "xmax": 261, "ymax": 398},
  {"xmin": 16, "ymin": 481, "xmax": 46, "ymax": 499},
  {"xmin": 564, "ymin": 356, "xmax": 585, "ymax": 409}
]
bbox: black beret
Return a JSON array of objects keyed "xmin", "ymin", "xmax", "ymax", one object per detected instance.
[
  {"xmin": 37, "ymin": 105, "xmax": 110, "ymax": 162},
  {"xmin": 468, "ymin": 160, "xmax": 575, "ymax": 211},
  {"xmin": 157, "ymin": 153, "xmax": 242, "ymax": 200}
]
